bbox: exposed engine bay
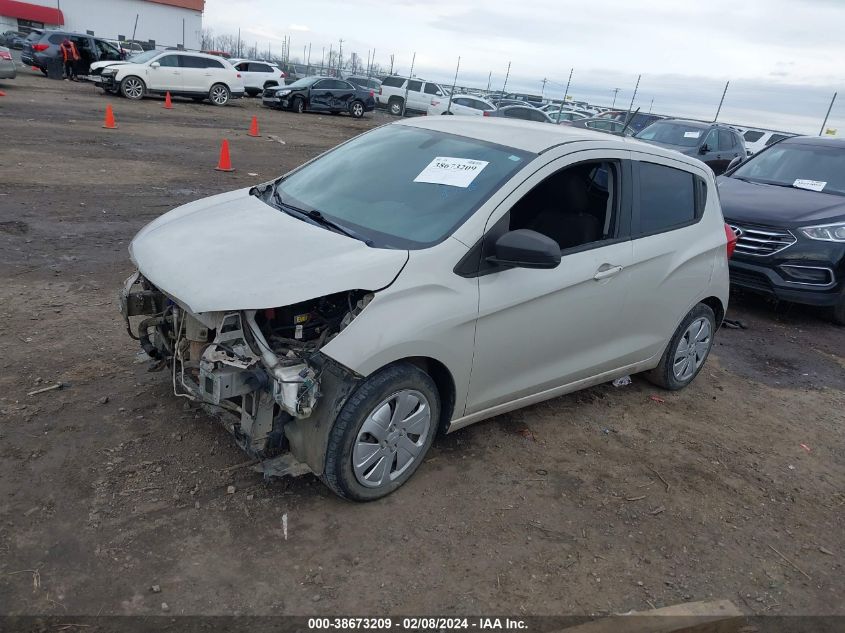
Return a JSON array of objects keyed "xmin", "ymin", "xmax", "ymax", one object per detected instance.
[{"xmin": 119, "ymin": 271, "xmax": 371, "ymax": 474}]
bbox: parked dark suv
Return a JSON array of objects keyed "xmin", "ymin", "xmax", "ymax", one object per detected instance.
[
  {"xmin": 717, "ymin": 136, "xmax": 845, "ymax": 324},
  {"xmin": 1, "ymin": 30, "xmax": 29, "ymax": 49},
  {"xmin": 22, "ymin": 30, "xmax": 122, "ymax": 77},
  {"xmin": 262, "ymin": 76, "xmax": 375, "ymax": 118},
  {"xmin": 635, "ymin": 119, "xmax": 746, "ymax": 175}
]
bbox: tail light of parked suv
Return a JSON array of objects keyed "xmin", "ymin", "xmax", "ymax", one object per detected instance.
[
  {"xmin": 378, "ymin": 87, "xmax": 382, "ymax": 95},
  {"xmin": 0, "ymin": 50, "xmax": 11, "ymax": 60},
  {"xmin": 32, "ymin": 43, "xmax": 49, "ymax": 52},
  {"xmin": 725, "ymin": 223, "xmax": 738, "ymax": 259},
  {"xmin": 483, "ymin": 111, "xmax": 491, "ymax": 116},
  {"xmin": 431, "ymin": 99, "xmax": 439, "ymax": 107}
]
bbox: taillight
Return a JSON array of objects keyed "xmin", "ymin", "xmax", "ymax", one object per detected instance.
[
  {"xmin": 724, "ymin": 223, "xmax": 737, "ymax": 259},
  {"xmin": 369, "ymin": 90, "xmax": 374, "ymax": 97},
  {"xmin": 483, "ymin": 111, "xmax": 490, "ymax": 116},
  {"xmin": 0, "ymin": 51, "xmax": 11, "ymax": 60},
  {"xmin": 33, "ymin": 43, "xmax": 49, "ymax": 52},
  {"xmin": 431, "ymin": 99, "xmax": 439, "ymax": 106},
  {"xmin": 378, "ymin": 87, "xmax": 382, "ymax": 95}
]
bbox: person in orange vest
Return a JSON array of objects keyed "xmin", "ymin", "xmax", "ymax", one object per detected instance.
[{"xmin": 60, "ymin": 37, "xmax": 80, "ymax": 81}]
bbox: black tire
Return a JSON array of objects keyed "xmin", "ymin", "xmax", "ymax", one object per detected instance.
[
  {"xmin": 191, "ymin": 96, "xmax": 205, "ymax": 103},
  {"xmin": 349, "ymin": 100, "xmax": 365, "ymax": 119},
  {"xmin": 120, "ymin": 75, "xmax": 146, "ymax": 100},
  {"xmin": 831, "ymin": 300, "xmax": 845, "ymax": 326},
  {"xmin": 292, "ymin": 96, "xmax": 305, "ymax": 113},
  {"xmin": 645, "ymin": 303, "xmax": 716, "ymax": 390},
  {"xmin": 39, "ymin": 67, "xmax": 48, "ymax": 77},
  {"xmin": 321, "ymin": 362, "xmax": 440, "ymax": 501},
  {"xmin": 388, "ymin": 97, "xmax": 404, "ymax": 116},
  {"xmin": 246, "ymin": 89, "xmax": 260, "ymax": 98},
  {"xmin": 208, "ymin": 83, "xmax": 230, "ymax": 106}
]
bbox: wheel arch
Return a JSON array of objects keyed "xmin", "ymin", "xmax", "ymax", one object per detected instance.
[
  {"xmin": 402, "ymin": 356, "xmax": 457, "ymax": 435},
  {"xmin": 700, "ymin": 296, "xmax": 725, "ymax": 327}
]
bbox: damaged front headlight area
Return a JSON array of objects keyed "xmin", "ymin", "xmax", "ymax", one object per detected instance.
[{"xmin": 118, "ymin": 272, "xmax": 373, "ymax": 465}]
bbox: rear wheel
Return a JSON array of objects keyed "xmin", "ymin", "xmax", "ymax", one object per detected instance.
[
  {"xmin": 209, "ymin": 83, "xmax": 230, "ymax": 106},
  {"xmin": 245, "ymin": 88, "xmax": 260, "ymax": 98},
  {"xmin": 645, "ymin": 304, "xmax": 716, "ymax": 390},
  {"xmin": 321, "ymin": 363, "xmax": 439, "ymax": 501},
  {"xmin": 120, "ymin": 75, "xmax": 145, "ymax": 100},
  {"xmin": 349, "ymin": 100, "xmax": 364, "ymax": 118},
  {"xmin": 388, "ymin": 97, "xmax": 404, "ymax": 116}
]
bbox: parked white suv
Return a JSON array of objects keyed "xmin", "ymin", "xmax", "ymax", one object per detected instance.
[
  {"xmin": 120, "ymin": 117, "xmax": 734, "ymax": 501},
  {"xmin": 378, "ymin": 75, "xmax": 448, "ymax": 115},
  {"xmin": 427, "ymin": 94, "xmax": 496, "ymax": 116},
  {"xmin": 91, "ymin": 50, "xmax": 245, "ymax": 106},
  {"xmin": 231, "ymin": 59, "xmax": 285, "ymax": 97}
]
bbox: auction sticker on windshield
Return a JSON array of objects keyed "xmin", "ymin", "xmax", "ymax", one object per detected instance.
[
  {"xmin": 793, "ymin": 179, "xmax": 827, "ymax": 192},
  {"xmin": 414, "ymin": 157, "xmax": 489, "ymax": 188},
  {"xmin": 683, "ymin": 131, "xmax": 701, "ymax": 139}
]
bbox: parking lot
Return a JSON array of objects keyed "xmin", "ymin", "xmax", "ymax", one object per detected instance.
[{"xmin": 1, "ymin": 70, "xmax": 844, "ymax": 617}]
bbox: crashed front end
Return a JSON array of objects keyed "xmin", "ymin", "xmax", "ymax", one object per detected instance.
[{"xmin": 119, "ymin": 271, "xmax": 371, "ymax": 475}]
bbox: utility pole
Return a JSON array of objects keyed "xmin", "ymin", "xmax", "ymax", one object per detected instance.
[
  {"xmin": 501, "ymin": 61, "xmax": 511, "ymax": 95},
  {"xmin": 556, "ymin": 68, "xmax": 573, "ymax": 123},
  {"xmin": 540, "ymin": 77, "xmax": 548, "ymax": 99},
  {"xmin": 401, "ymin": 52, "xmax": 416, "ymax": 116},
  {"xmin": 819, "ymin": 92, "xmax": 837, "ymax": 136},
  {"xmin": 447, "ymin": 56, "xmax": 460, "ymax": 114},
  {"xmin": 714, "ymin": 80, "xmax": 730, "ymax": 121},
  {"xmin": 306, "ymin": 43, "xmax": 311, "ymax": 72},
  {"xmin": 237, "ymin": 28, "xmax": 241, "ymax": 58},
  {"xmin": 328, "ymin": 44, "xmax": 333, "ymax": 74},
  {"xmin": 131, "ymin": 13, "xmax": 138, "ymax": 43},
  {"xmin": 321, "ymin": 46, "xmax": 325, "ymax": 72},
  {"xmin": 611, "ymin": 87, "xmax": 620, "ymax": 109},
  {"xmin": 389, "ymin": 54, "xmax": 395, "ymax": 75},
  {"xmin": 337, "ymin": 38, "xmax": 344, "ymax": 74},
  {"xmin": 649, "ymin": 98, "xmax": 654, "ymax": 113},
  {"xmin": 486, "ymin": 71, "xmax": 491, "ymax": 93}
]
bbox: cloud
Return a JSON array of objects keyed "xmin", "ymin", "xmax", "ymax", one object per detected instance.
[{"xmin": 289, "ymin": 24, "xmax": 310, "ymax": 32}]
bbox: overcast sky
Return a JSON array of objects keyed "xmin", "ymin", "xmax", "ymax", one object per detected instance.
[{"xmin": 205, "ymin": 0, "xmax": 844, "ymax": 134}]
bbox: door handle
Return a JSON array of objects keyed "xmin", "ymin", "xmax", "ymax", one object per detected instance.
[{"xmin": 593, "ymin": 264, "xmax": 623, "ymax": 281}]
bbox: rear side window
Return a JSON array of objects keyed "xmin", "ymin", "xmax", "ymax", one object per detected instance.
[
  {"xmin": 636, "ymin": 162, "xmax": 702, "ymax": 235},
  {"xmin": 180, "ymin": 56, "xmax": 208, "ymax": 68},
  {"xmin": 744, "ymin": 130, "xmax": 765, "ymax": 143},
  {"xmin": 249, "ymin": 63, "xmax": 271, "ymax": 72},
  {"xmin": 48, "ymin": 34, "xmax": 64, "ymax": 44},
  {"xmin": 381, "ymin": 76, "xmax": 404, "ymax": 88},
  {"xmin": 406, "ymin": 80, "xmax": 423, "ymax": 92},
  {"xmin": 423, "ymin": 83, "xmax": 440, "ymax": 95}
]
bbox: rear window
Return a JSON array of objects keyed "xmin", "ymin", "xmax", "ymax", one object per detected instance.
[
  {"xmin": 381, "ymin": 76, "xmax": 404, "ymax": 88},
  {"xmin": 766, "ymin": 134, "xmax": 790, "ymax": 146},
  {"xmin": 48, "ymin": 34, "xmax": 64, "ymax": 44},
  {"xmin": 636, "ymin": 121, "xmax": 707, "ymax": 147},
  {"xmin": 274, "ymin": 125, "xmax": 534, "ymax": 249},
  {"xmin": 744, "ymin": 130, "xmax": 765, "ymax": 143},
  {"xmin": 636, "ymin": 162, "xmax": 699, "ymax": 235}
]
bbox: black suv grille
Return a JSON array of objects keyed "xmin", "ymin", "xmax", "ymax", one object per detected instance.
[{"xmin": 727, "ymin": 222, "xmax": 796, "ymax": 256}]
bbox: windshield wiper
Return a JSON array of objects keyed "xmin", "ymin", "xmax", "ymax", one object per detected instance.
[{"xmin": 272, "ymin": 184, "xmax": 373, "ymax": 246}]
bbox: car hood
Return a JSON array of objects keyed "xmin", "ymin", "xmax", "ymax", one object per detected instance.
[
  {"xmin": 89, "ymin": 60, "xmax": 131, "ymax": 73},
  {"xmin": 129, "ymin": 188, "xmax": 409, "ymax": 313},
  {"xmin": 717, "ymin": 176, "xmax": 845, "ymax": 226}
]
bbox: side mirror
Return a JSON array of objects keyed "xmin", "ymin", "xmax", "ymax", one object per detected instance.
[
  {"xmin": 150, "ymin": 61, "xmax": 160, "ymax": 68},
  {"xmin": 698, "ymin": 144, "xmax": 709, "ymax": 155},
  {"xmin": 486, "ymin": 229, "xmax": 561, "ymax": 270},
  {"xmin": 727, "ymin": 156, "xmax": 743, "ymax": 172}
]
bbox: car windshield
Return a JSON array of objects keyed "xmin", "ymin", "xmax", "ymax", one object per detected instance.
[
  {"xmin": 635, "ymin": 121, "xmax": 706, "ymax": 147},
  {"xmin": 274, "ymin": 125, "xmax": 534, "ymax": 249},
  {"xmin": 130, "ymin": 50, "xmax": 160, "ymax": 64},
  {"xmin": 731, "ymin": 142, "xmax": 845, "ymax": 196},
  {"xmin": 287, "ymin": 77, "xmax": 318, "ymax": 88}
]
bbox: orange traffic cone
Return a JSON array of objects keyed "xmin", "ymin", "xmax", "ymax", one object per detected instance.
[
  {"xmin": 164, "ymin": 91, "xmax": 173, "ymax": 109},
  {"xmin": 247, "ymin": 115, "xmax": 260, "ymax": 137},
  {"xmin": 102, "ymin": 104, "xmax": 117, "ymax": 129},
  {"xmin": 215, "ymin": 139, "xmax": 234, "ymax": 172}
]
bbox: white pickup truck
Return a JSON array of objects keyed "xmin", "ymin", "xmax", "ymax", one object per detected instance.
[{"xmin": 377, "ymin": 76, "xmax": 448, "ymax": 115}]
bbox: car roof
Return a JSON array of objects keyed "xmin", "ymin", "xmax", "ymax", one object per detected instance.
[
  {"xmin": 396, "ymin": 115, "xmax": 707, "ymax": 164},
  {"xmin": 156, "ymin": 50, "xmax": 231, "ymax": 62},
  {"xmin": 231, "ymin": 58, "xmax": 278, "ymax": 65},
  {"xmin": 781, "ymin": 135, "xmax": 845, "ymax": 147}
]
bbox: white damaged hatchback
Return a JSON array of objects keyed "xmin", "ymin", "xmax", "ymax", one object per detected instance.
[{"xmin": 120, "ymin": 117, "xmax": 734, "ymax": 501}]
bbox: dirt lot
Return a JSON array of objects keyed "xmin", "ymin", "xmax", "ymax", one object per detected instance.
[{"xmin": 1, "ymin": 70, "xmax": 843, "ymax": 619}]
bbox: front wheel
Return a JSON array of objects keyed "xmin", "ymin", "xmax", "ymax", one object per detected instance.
[
  {"xmin": 120, "ymin": 75, "xmax": 145, "ymax": 100},
  {"xmin": 292, "ymin": 96, "xmax": 305, "ymax": 113},
  {"xmin": 831, "ymin": 300, "xmax": 845, "ymax": 326},
  {"xmin": 349, "ymin": 100, "xmax": 364, "ymax": 118},
  {"xmin": 321, "ymin": 363, "xmax": 439, "ymax": 501},
  {"xmin": 645, "ymin": 303, "xmax": 716, "ymax": 390},
  {"xmin": 209, "ymin": 83, "xmax": 230, "ymax": 106}
]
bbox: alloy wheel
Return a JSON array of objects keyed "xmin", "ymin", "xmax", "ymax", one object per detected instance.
[
  {"xmin": 351, "ymin": 102, "xmax": 364, "ymax": 117},
  {"xmin": 210, "ymin": 85, "xmax": 229, "ymax": 105},
  {"xmin": 123, "ymin": 78, "xmax": 143, "ymax": 99},
  {"xmin": 672, "ymin": 317, "xmax": 711, "ymax": 381},
  {"xmin": 352, "ymin": 390, "xmax": 431, "ymax": 489}
]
